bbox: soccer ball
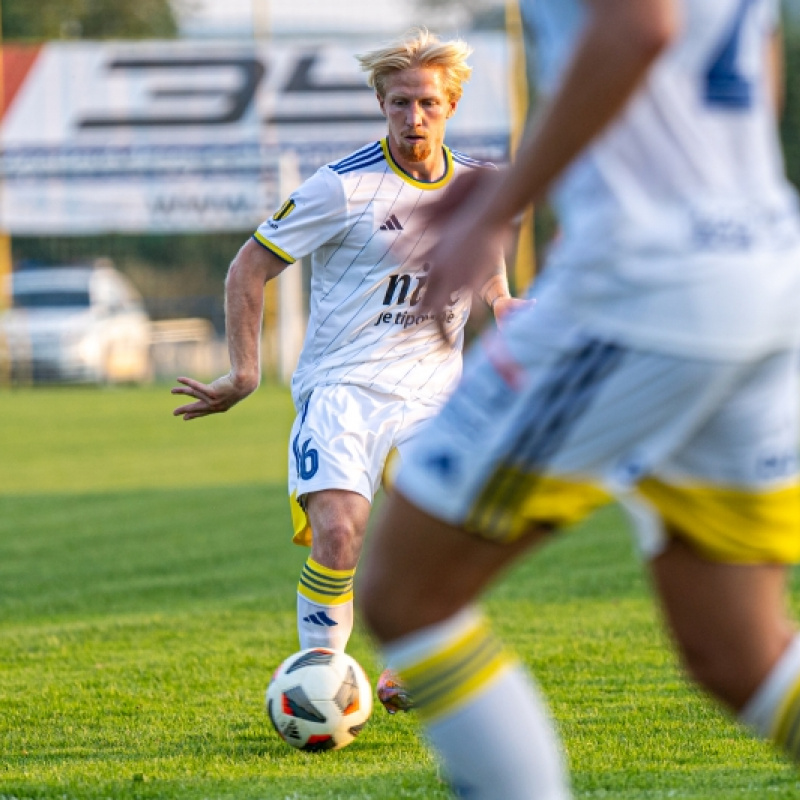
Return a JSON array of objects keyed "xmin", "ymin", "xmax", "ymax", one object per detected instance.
[{"xmin": 266, "ymin": 648, "xmax": 373, "ymax": 751}]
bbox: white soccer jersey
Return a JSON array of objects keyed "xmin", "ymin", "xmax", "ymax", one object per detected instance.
[
  {"xmin": 525, "ymin": 0, "xmax": 800, "ymax": 358},
  {"xmin": 254, "ymin": 138, "xmax": 500, "ymax": 405}
]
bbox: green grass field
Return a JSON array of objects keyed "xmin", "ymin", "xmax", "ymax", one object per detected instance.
[{"xmin": 2, "ymin": 383, "xmax": 799, "ymax": 799}]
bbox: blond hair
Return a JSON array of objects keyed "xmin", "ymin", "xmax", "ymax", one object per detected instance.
[{"xmin": 356, "ymin": 28, "xmax": 473, "ymax": 103}]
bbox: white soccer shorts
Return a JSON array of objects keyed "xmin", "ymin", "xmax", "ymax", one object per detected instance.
[
  {"xmin": 396, "ymin": 303, "xmax": 800, "ymax": 563},
  {"xmin": 288, "ymin": 383, "xmax": 444, "ymax": 546}
]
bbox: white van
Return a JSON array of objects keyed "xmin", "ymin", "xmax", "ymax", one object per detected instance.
[{"xmin": 0, "ymin": 261, "xmax": 152, "ymax": 384}]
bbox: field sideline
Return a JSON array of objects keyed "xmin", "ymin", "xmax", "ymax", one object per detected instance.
[{"xmin": 1, "ymin": 384, "xmax": 799, "ymax": 799}]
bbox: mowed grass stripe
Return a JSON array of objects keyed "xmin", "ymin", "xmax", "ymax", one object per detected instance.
[
  {"xmin": 0, "ymin": 383, "xmax": 295, "ymax": 494},
  {"xmin": 1, "ymin": 384, "xmax": 798, "ymax": 798}
]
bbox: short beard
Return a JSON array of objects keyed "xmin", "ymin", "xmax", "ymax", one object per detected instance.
[{"xmin": 397, "ymin": 138, "xmax": 431, "ymax": 163}]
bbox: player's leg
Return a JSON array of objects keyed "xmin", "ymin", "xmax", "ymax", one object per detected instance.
[
  {"xmin": 296, "ymin": 488, "xmax": 371, "ymax": 651},
  {"xmin": 650, "ymin": 537, "xmax": 794, "ymax": 710},
  {"xmin": 290, "ymin": 385, "xmax": 414, "ymax": 653},
  {"xmin": 360, "ymin": 493, "xmax": 571, "ymax": 800},
  {"xmin": 651, "ymin": 532, "xmax": 800, "ymax": 765},
  {"xmin": 640, "ymin": 347, "xmax": 800, "ymax": 758},
  {"xmin": 361, "ymin": 311, "xmax": 630, "ymax": 798},
  {"xmin": 361, "ymin": 306, "xmax": 781, "ymax": 796},
  {"xmin": 375, "ymin": 395, "xmax": 452, "ymax": 713}
]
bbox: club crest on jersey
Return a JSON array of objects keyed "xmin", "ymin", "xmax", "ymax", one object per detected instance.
[{"xmin": 268, "ymin": 198, "xmax": 296, "ymax": 228}]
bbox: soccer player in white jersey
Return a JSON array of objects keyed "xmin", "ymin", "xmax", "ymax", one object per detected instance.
[
  {"xmin": 171, "ymin": 29, "xmax": 522, "ymax": 713},
  {"xmin": 359, "ymin": 0, "xmax": 800, "ymax": 795}
]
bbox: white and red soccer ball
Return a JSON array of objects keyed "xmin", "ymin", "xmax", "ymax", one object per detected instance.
[{"xmin": 266, "ymin": 648, "xmax": 373, "ymax": 751}]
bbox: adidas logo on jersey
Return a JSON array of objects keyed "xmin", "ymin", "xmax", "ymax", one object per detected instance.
[
  {"xmin": 302, "ymin": 611, "xmax": 339, "ymax": 627},
  {"xmin": 380, "ymin": 214, "xmax": 403, "ymax": 231}
]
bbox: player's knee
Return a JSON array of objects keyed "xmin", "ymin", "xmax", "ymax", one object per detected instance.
[{"xmin": 313, "ymin": 520, "xmax": 362, "ymax": 567}]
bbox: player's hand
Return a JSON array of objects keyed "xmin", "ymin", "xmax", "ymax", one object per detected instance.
[
  {"xmin": 492, "ymin": 296, "xmax": 535, "ymax": 326},
  {"xmin": 419, "ymin": 169, "xmax": 510, "ymax": 340},
  {"xmin": 171, "ymin": 373, "xmax": 257, "ymax": 420}
]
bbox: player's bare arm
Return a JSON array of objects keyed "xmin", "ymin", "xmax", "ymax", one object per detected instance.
[
  {"xmin": 768, "ymin": 27, "xmax": 785, "ymax": 116},
  {"xmin": 479, "ymin": 271, "xmax": 530, "ymax": 323},
  {"xmin": 420, "ymin": 0, "xmax": 677, "ymax": 318},
  {"xmin": 171, "ymin": 239, "xmax": 289, "ymax": 420}
]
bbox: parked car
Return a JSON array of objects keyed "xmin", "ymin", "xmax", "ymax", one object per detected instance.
[{"xmin": 0, "ymin": 261, "xmax": 152, "ymax": 384}]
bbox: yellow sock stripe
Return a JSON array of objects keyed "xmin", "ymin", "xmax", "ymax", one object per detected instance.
[
  {"xmin": 297, "ymin": 559, "xmax": 355, "ymax": 605},
  {"xmin": 401, "ymin": 621, "xmax": 512, "ymax": 723},
  {"xmin": 411, "ymin": 639, "xmax": 509, "ymax": 721},
  {"xmin": 773, "ymin": 674, "xmax": 800, "ymax": 755}
]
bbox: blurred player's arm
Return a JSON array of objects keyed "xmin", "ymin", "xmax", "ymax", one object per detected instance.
[
  {"xmin": 477, "ymin": 0, "xmax": 676, "ymax": 226},
  {"xmin": 479, "ymin": 270, "xmax": 530, "ymax": 322},
  {"xmin": 768, "ymin": 25, "xmax": 785, "ymax": 117},
  {"xmin": 421, "ymin": 0, "xmax": 677, "ymax": 314},
  {"xmin": 171, "ymin": 239, "xmax": 289, "ymax": 420}
]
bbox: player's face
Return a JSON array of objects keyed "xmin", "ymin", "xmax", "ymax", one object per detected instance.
[{"xmin": 379, "ymin": 68, "xmax": 456, "ymax": 171}]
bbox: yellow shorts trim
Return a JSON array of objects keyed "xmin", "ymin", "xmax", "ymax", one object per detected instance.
[
  {"xmin": 289, "ymin": 448, "xmax": 400, "ymax": 547},
  {"xmin": 290, "ymin": 490, "xmax": 313, "ymax": 547},
  {"xmin": 638, "ymin": 478, "xmax": 800, "ymax": 564},
  {"xmin": 382, "ymin": 446, "xmax": 400, "ymax": 492},
  {"xmin": 466, "ymin": 470, "xmax": 612, "ymax": 543}
]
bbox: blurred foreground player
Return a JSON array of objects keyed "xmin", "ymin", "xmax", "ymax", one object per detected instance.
[
  {"xmin": 171, "ymin": 29, "xmax": 522, "ymax": 713},
  {"xmin": 359, "ymin": 0, "xmax": 800, "ymax": 794}
]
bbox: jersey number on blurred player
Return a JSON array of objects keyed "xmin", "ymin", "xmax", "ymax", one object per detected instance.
[{"xmin": 705, "ymin": 0, "xmax": 757, "ymax": 109}]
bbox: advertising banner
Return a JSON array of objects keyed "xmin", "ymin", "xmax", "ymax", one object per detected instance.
[{"xmin": 0, "ymin": 37, "xmax": 511, "ymax": 234}]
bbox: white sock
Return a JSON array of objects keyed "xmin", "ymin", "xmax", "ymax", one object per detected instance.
[
  {"xmin": 296, "ymin": 557, "xmax": 355, "ymax": 651},
  {"xmin": 740, "ymin": 633, "xmax": 800, "ymax": 758},
  {"xmin": 297, "ymin": 595, "xmax": 353, "ymax": 651},
  {"xmin": 384, "ymin": 607, "xmax": 571, "ymax": 800}
]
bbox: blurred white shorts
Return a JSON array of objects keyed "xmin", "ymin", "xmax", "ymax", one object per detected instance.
[{"xmin": 396, "ymin": 303, "xmax": 800, "ymax": 563}]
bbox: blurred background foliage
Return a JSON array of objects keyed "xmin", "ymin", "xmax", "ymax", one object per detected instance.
[
  {"xmin": 781, "ymin": 23, "xmax": 800, "ymax": 194},
  {"xmin": 1, "ymin": 0, "xmax": 178, "ymax": 40}
]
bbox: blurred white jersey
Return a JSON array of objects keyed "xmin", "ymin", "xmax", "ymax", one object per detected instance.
[
  {"xmin": 254, "ymin": 139, "xmax": 498, "ymax": 406},
  {"xmin": 526, "ymin": 0, "xmax": 800, "ymax": 358}
]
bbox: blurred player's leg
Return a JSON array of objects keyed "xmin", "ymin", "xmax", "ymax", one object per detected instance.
[
  {"xmin": 385, "ymin": 606, "xmax": 570, "ymax": 799},
  {"xmin": 740, "ymin": 633, "xmax": 800, "ymax": 759},
  {"xmin": 360, "ymin": 493, "xmax": 569, "ymax": 799},
  {"xmin": 651, "ymin": 536, "xmax": 800, "ymax": 761}
]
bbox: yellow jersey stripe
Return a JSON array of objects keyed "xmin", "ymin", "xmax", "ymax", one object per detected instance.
[{"xmin": 252, "ymin": 230, "xmax": 296, "ymax": 264}]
